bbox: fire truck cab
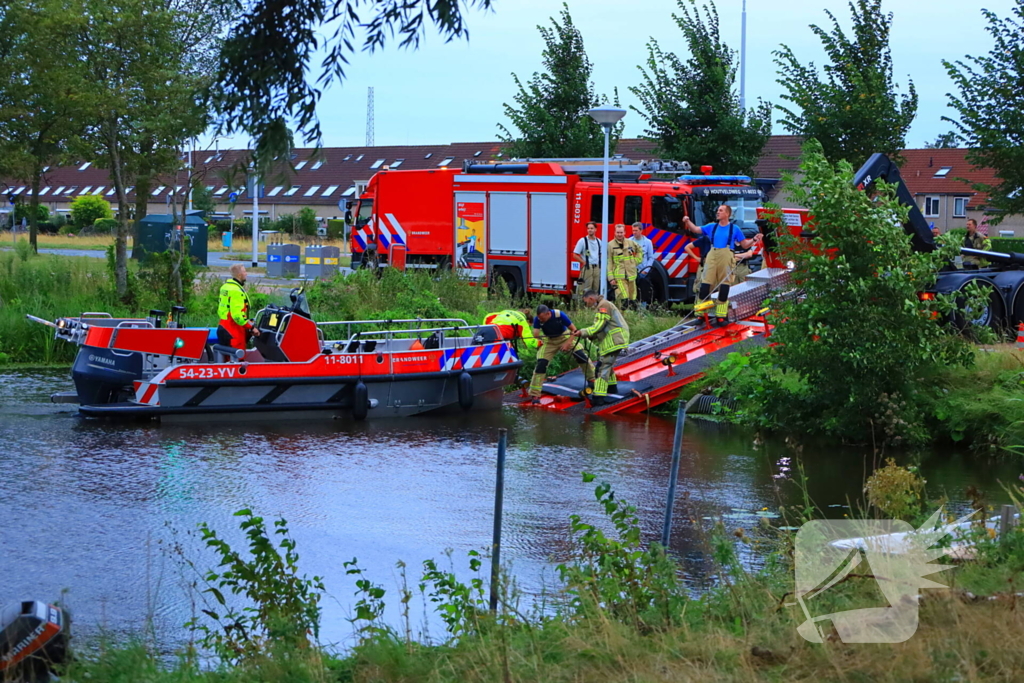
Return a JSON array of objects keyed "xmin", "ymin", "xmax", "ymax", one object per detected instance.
[{"xmin": 351, "ymin": 159, "xmax": 764, "ymax": 303}]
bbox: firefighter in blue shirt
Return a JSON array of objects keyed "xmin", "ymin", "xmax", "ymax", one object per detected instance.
[
  {"xmin": 683, "ymin": 205, "xmax": 760, "ymax": 325},
  {"xmin": 527, "ymin": 304, "xmax": 593, "ymax": 401}
]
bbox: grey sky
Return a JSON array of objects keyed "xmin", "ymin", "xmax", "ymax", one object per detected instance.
[{"xmin": 223, "ymin": 0, "xmax": 1014, "ymax": 151}]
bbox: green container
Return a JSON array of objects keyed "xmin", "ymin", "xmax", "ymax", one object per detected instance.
[{"xmin": 137, "ymin": 213, "xmax": 209, "ymax": 266}]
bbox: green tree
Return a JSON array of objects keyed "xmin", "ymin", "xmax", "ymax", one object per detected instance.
[
  {"xmin": 191, "ymin": 184, "xmax": 217, "ymax": 216},
  {"xmin": 498, "ymin": 4, "xmax": 617, "ymax": 158},
  {"xmin": 297, "ymin": 207, "xmax": 318, "ymax": 236},
  {"xmin": 69, "ymin": 194, "xmax": 114, "ymax": 228},
  {"xmin": 924, "ymin": 132, "xmax": 959, "ymax": 149},
  {"xmin": 944, "ymin": 2, "xmax": 1024, "ymax": 222},
  {"xmin": 214, "ymin": 0, "xmax": 492, "ymax": 159},
  {"xmin": 630, "ymin": 0, "xmax": 771, "ymax": 174},
  {"xmin": 751, "ymin": 141, "xmax": 972, "ymax": 443},
  {"xmin": 14, "ymin": 203, "xmax": 49, "ymax": 224},
  {"xmin": 774, "ymin": 0, "xmax": 917, "ymax": 167},
  {"xmin": 0, "ymin": 0, "xmax": 88, "ymax": 252},
  {"xmin": 77, "ymin": 0, "xmax": 217, "ymax": 299}
]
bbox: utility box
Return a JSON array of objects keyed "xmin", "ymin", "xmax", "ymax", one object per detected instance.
[
  {"xmin": 321, "ymin": 245, "xmax": 340, "ymax": 278},
  {"xmin": 268, "ymin": 242, "xmax": 300, "ymax": 278},
  {"xmin": 137, "ymin": 213, "xmax": 208, "ymax": 266}
]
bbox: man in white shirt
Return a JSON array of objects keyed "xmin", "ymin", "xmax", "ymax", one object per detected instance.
[{"xmin": 573, "ymin": 221, "xmax": 603, "ymax": 295}]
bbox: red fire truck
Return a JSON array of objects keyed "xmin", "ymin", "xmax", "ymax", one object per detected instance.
[{"xmin": 351, "ymin": 159, "xmax": 764, "ymax": 302}]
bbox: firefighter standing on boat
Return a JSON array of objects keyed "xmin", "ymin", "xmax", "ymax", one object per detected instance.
[
  {"xmin": 217, "ymin": 263, "xmax": 259, "ymax": 350},
  {"xmin": 574, "ymin": 290, "xmax": 630, "ymax": 406},
  {"xmin": 683, "ymin": 205, "xmax": 760, "ymax": 325},
  {"xmin": 528, "ymin": 305, "xmax": 592, "ymax": 402}
]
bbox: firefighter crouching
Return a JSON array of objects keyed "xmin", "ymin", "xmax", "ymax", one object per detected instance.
[
  {"xmin": 217, "ymin": 263, "xmax": 259, "ymax": 350},
  {"xmin": 608, "ymin": 224, "xmax": 642, "ymax": 307},
  {"xmin": 528, "ymin": 305, "xmax": 592, "ymax": 402},
  {"xmin": 574, "ymin": 289, "xmax": 630, "ymax": 406},
  {"xmin": 483, "ymin": 309, "xmax": 539, "ymax": 349}
]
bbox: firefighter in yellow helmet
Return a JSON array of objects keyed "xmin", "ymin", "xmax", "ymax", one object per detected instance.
[
  {"xmin": 573, "ymin": 289, "xmax": 630, "ymax": 406},
  {"xmin": 482, "ymin": 309, "xmax": 538, "ymax": 349},
  {"xmin": 217, "ymin": 263, "xmax": 259, "ymax": 350}
]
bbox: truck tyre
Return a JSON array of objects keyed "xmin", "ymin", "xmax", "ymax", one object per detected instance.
[
  {"xmin": 458, "ymin": 372, "xmax": 474, "ymax": 411},
  {"xmin": 492, "ymin": 267, "xmax": 523, "ymax": 298},
  {"xmin": 352, "ymin": 382, "xmax": 369, "ymax": 420},
  {"xmin": 952, "ymin": 280, "xmax": 1005, "ymax": 333}
]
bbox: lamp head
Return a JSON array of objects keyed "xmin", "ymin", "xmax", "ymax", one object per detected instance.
[{"xmin": 588, "ymin": 105, "xmax": 627, "ymax": 128}]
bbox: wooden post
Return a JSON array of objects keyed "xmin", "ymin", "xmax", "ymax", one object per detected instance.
[{"xmin": 1000, "ymin": 504, "xmax": 1016, "ymax": 540}]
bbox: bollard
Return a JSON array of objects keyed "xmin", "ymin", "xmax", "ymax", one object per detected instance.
[
  {"xmin": 661, "ymin": 403, "xmax": 687, "ymax": 548},
  {"xmin": 490, "ymin": 428, "xmax": 508, "ymax": 612}
]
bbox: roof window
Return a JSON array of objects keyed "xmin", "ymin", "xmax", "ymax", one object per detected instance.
[
  {"xmin": 438, "ymin": 157, "xmax": 454, "ymax": 166},
  {"xmin": 341, "ymin": 187, "xmax": 356, "ymax": 197},
  {"xmin": 152, "ymin": 186, "xmax": 166, "ymax": 196},
  {"xmin": 343, "ymin": 154, "xmax": 352, "ymax": 161},
  {"xmin": 295, "ymin": 161, "xmax": 307, "ymax": 170},
  {"xmin": 79, "ymin": 162, "xmax": 91, "ymax": 171},
  {"xmin": 322, "ymin": 185, "xmax": 339, "ymax": 196},
  {"xmin": 80, "ymin": 186, "xmax": 92, "ymax": 195},
  {"xmin": 390, "ymin": 159, "xmax": 405, "ymax": 168},
  {"xmin": 355, "ymin": 154, "xmax": 365, "ymax": 161},
  {"xmin": 311, "ymin": 160, "xmax": 324, "ymax": 170},
  {"xmin": 53, "ymin": 186, "xmax": 66, "ymax": 195},
  {"xmin": 106, "ymin": 187, "xmax": 116, "ymax": 196},
  {"xmin": 370, "ymin": 159, "xmax": 385, "ymax": 169},
  {"xmin": 267, "ymin": 186, "xmax": 284, "ymax": 196},
  {"xmin": 284, "ymin": 186, "xmax": 301, "ymax": 196},
  {"xmin": 38, "ymin": 187, "xmax": 50, "ymax": 196},
  {"xmin": 473, "ymin": 151, "xmax": 482, "ymax": 157},
  {"xmin": 214, "ymin": 186, "xmax": 228, "ymax": 196},
  {"xmin": 92, "ymin": 186, "xmax": 104, "ymax": 195},
  {"xmin": 303, "ymin": 185, "xmax": 321, "ymax": 196},
  {"xmin": 934, "ymin": 167, "xmax": 952, "ymax": 178},
  {"xmin": 425, "ymin": 153, "xmax": 433, "ymax": 159}
]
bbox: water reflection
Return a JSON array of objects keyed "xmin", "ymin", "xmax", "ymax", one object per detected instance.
[{"xmin": 0, "ymin": 370, "xmax": 1018, "ymax": 650}]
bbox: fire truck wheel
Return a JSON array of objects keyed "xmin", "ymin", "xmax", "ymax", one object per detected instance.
[{"xmin": 493, "ymin": 268, "xmax": 523, "ymax": 298}]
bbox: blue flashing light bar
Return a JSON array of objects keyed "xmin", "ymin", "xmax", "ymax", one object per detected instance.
[{"xmin": 677, "ymin": 175, "xmax": 752, "ymax": 184}]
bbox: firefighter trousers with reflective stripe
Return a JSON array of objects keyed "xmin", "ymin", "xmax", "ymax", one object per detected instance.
[
  {"xmin": 593, "ymin": 352, "xmax": 621, "ymax": 397},
  {"xmin": 614, "ymin": 277, "xmax": 637, "ymax": 302},
  {"xmin": 529, "ymin": 334, "xmax": 593, "ymax": 397},
  {"xmin": 578, "ymin": 265, "xmax": 602, "ymax": 294}
]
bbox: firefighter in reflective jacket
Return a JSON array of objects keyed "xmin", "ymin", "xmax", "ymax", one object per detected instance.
[
  {"xmin": 574, "ymin": 289, "xmax": 630, "ymax": 405},
  {"xmin": 217, "ymin": 263, "xmax": 259, "ymax": 350},
  {"xmin": 607, "ymin": 223, "xmax": 642, "ymax": 306},
  {"xmin": 528, "ymin": 305, "xmax": 592, "ymax": 401},
  {"xmin": 483, "ymin": 309, "xmax": 538, "ymax": 349}
]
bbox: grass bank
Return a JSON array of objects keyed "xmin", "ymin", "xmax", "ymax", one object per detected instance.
[
  {"xmin": 1, "ymin": 231, "xmax": 356, "ymax": 254},
  {"xmin": 57, "ymin": 467, "xmax": 1024, "ymax": 683}
]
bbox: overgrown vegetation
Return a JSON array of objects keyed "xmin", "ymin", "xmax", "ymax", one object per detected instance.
[
  {"xmin": 689, "ymin": 142, "xmax": 1004, "ymax": 449},
  {"xmin": 60, "ymin": 467, "xmax": 1024, "ymax": 682}
]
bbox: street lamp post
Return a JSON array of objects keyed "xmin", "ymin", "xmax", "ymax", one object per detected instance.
[{"xmin": 588, "ymin": 105, "xmax": 627, "ymax": 298}]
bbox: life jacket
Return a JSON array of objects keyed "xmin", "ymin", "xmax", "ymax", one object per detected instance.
[
  {"xmin": 536, "ymin": 309, "xmax": 572, "ymax": 338},
  {"xmin": 218, "ymin": 279, "xmax": 251, "ymax": 326}
]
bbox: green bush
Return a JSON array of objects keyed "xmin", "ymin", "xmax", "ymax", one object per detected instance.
[
  {"xmin": 297, "ymin": 206, "xmax": 318, "ymax": 236},
  {"xmin": 14, "ymin": 239, "xmax": 33, "ymax": 262},
  {"xmin": 37, "ymin": 221, "xmax": 58, "ymax": 234},
  {"xmin": 90, "ymin": 218, "xmax": 118, "ymax": 234},
  {"xmin": 57, "ymin": 224, "xmax": 79, "ymax": 236},
  {"xmin": 327, "ymin": 218, "xmax": 345, "ymax": 240},
  {"xmin": 69, "ymin": 194, "xmax": 113, "ymax": 228},
  {"xmin": 14, "ymin": 203, "xmax": 49, "ymax": 223},
  {"xmin": 992, "ymin": 237, "xmax": 1024, "ymax": 253}
]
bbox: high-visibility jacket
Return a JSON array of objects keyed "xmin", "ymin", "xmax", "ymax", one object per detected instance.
[
  {"xmin": 483, "ymin": 310, "xmax": 538, "ymax": 349},
  {"xmin": 218, "ymin": 279, "xmax": 252, "ymax": 328},
  {"xmin": 608, "ymin": 238, "xmax": 641, "ymax": 280},
  {"xmin": 580, "ymin": 298, "xmax": 629, "ymax": 355}
]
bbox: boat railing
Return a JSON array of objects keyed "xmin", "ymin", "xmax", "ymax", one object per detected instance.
[
  {"xmin": 330, "ymin": 322, "xmax": 491, "ymax": 355},
  {"xmin": 317, "ymin": 318, "xmax": 473, "ymax": 345}
]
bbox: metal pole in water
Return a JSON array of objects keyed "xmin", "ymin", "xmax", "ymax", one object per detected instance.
[
  {"xmin": 489, "ymin": 428, "xmax": 508, "ymax": 612},
  {"xmin": 661, "ymin": 403, "xmax": 687, "ymax": 548}
]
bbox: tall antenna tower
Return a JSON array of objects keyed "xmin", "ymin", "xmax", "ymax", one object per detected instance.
[{"xmin": 365, "ymin": 86, "xmax": 374, "ymax": 147}]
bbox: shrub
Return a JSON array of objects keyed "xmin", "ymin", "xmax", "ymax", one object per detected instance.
[
  {"xmin": 992, "ymin": 237, "xmax": 1024, "ymax": 253},
  {"xmin": 69, "ymin": 194, "xmax": 113, "ymax": 228},
  {"xmin": 327, "ymin": 219, "xmax": 345, "ymax": 240},
  {"xmin": 864, "ymin": 459, "xmax": 925, "ymax": 521},
  {"xmin": 14, "ymin": 203, "xmax": 49, "ymax": 223},
  {"xmin": 297, "ymin": 207, "xmax": 318, "ymax": 236},
  {"xmin": 14, "ymin": 239, "xmax": 33, "ymax": 262},
  {"xmin": 57, "ymin": 224, "xmax": 79, "ymax": 236},
  {"xmin": 90, "ymin": 218, "xmax": 119, "ymax": 234},
  {"xmin": 37, "ymin": 221, "xmax": 58, "ymax": 235}
]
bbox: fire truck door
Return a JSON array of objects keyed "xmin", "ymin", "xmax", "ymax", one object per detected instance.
[
  {"xmin": 528, "ymin": 192, "xmax": 568, "ymax": 290},
  {"xmin": 488, "ymin": 193, "xmax": 528, "ymax": 254},
  {"xmin": 455, "ymin": 192, "xmax": 487, "ymax": 280}
]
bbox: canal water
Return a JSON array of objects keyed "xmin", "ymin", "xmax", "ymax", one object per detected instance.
[{"xmin": 1, "ymin": 369, "xmax": 1019, "ymax": 651}]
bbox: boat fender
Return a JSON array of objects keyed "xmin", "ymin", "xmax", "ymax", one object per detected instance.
[
  {"xmin": 353, "ymin": 382, "xmax": 369, "ymax": 420},
  {"xmin": 458, "ymin": 372, "xmax": 474, "ymax": 411}
]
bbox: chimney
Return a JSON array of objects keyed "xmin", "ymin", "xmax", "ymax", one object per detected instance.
[{"xmin": 928, "ymin": 156, "xmax": 933, "ymax": 167}]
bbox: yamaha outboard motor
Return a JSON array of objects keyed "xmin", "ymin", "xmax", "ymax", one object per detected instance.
[{"xmin": 0, "ymin": 601, "xmax": 69, "ymax": 682}]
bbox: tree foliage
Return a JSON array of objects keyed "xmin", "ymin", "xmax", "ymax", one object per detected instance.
[
  {"xmin": 747, "ymin": 142, "xmax": 973, "ymax": 443},
  {"xmin": 498, "ymin": 4, "xmax": 617, "ymax": 159},
  {"xmin": 0, "ymin": 0, "xmax": 89, "ymax": 252},
  {"xmin": 213, "ymin": 0, "xmax": 492, "ymax": 160},
  {"xmin": 774, "ymin": 0, "xmax": 917, "ymax": 167},
  {"xmin": 924, "ymin": 132, "xmax": 959, "ymax": 149},
  {"xmin": 629, "ymin": 0, "xmax": 771, "ymax": 175},
  {"xmin": 944, "ymin": 2, "xmax": 1024, "ymax": 222}
]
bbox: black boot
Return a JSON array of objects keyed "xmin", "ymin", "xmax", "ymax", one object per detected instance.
[
  {"xmin": 607, "ymin": 383, "xmax": 619, "ymax": 396},
  {"xmin": 591, "ymin": 395, "xmax": 606, "ymax": 406}
]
